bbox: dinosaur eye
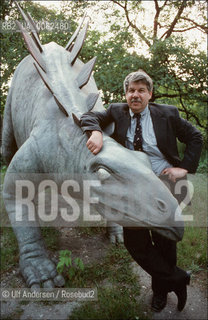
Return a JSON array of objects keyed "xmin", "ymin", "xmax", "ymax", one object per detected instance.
[{"xmin": 97, "ymin": 168, "xmax": 111, "ymax": 181}]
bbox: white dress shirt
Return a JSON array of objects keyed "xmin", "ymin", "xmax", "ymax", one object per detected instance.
[{"xmin": 125, "ymin": 105, "xmax": 172, "ymax": 176}]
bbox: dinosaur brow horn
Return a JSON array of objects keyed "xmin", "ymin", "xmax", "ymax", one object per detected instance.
[
  {"xmin": 14, "ymin": 1, "xmax": 43, "ymax": 52},
  {"xmin": 65, "ymin": 13, "xmax": 87, "ymax": 51},
  {"xmin": 16, "ymin": 21, "xmax": 46, "ymax": 71},
  {"xmin": 76, "ymin": 56, "xmax": 97, "ymax": 89},
  {"xmin": 70, "ymin": 21, "xmax": 89, "ymax": 66}
]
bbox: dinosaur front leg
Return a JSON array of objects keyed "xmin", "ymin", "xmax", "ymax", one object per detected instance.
[
  {"xmin": 3, "ymin": 143, "xmax": 65, "ymax": 288},
  {"xmin": 3, "ymin": 179, "xmax": 65, "ymax": 288}
]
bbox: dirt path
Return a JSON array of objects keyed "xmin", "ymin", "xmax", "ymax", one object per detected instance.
[
  {"xmin": 131, "ymin": 262, "xmax": 207, "ymax": 320},
  {"xmin": 1, "ymin": 228, "xmax": 207, "ymax": 320}
]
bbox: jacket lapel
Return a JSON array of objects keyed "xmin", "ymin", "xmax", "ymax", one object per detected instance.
[
  {"xmin": 149, "ymin": 104, "xmax": 168, "ymax": 154},
  {"xmin": 117, "ymin": 104, "xmax": 131, "ymax": 146}
]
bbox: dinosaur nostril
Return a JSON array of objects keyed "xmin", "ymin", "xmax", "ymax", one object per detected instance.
[{"xmin": 156, "ymin": 198, "xmax": 168, "ymax": 213}]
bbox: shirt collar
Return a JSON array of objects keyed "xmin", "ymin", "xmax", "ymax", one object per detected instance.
[{"xmin": 129, "ymin": 105, "xmax": 149, "ymax": 118}]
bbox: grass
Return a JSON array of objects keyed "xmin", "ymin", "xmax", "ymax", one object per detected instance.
[
  {"xmin": 177, "ymin": 174, "xmax": 207, "ymax": 271},
  {"xmin": 0, "ymin": 227, "xmax": 19, "ymax": 273},
  {"xmin": 64, "ymin": 245, "xmax": 138, "ymax": 288},
  {"xmin": 67, "ymin": 244, "xmax": 150, "ymax": 320},
  {"xmin": 69, "ymin": 286, "xmax": 149, "ymax": 320},
  {"xmin": 178, "ymin": 226, "xmax": 207, "ymax": 271}
]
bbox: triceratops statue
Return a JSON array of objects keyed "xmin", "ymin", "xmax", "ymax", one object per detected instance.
[{"xmin": 2, "ymin": 3, "xmax": 183, "ymax": 289}]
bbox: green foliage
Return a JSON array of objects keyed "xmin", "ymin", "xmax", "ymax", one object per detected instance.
[
  {"xmin": 0, "ymin": 164, "xmax": 7, "ymax": 174},
  {"xmin": 197, "ymin": 159, "xmax": 207, "ymax": 174},
  {"xmin": 1, "ymin": 0, "xmax": 207, "ymax": 145},
  {"xmin": 57, "ymin": 249, "xmax": 84, "ymax": 280},
  {"xmin": 150, "ymin": 36, "xmax": 207, "ymax": 131},
  {"xmin": 197, "ymin": 151, "xmax": 207, "ymax": 173}
]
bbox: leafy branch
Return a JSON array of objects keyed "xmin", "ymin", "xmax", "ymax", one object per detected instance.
[
  {"xmin": 112, "ymin": 0, "xmax": 151, "ymax": 47},
  {"xmin": 57, "ymin": 250, "xmax": 84, "ymax": 280}
]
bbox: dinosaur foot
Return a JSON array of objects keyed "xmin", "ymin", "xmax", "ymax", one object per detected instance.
[
  {"xmin": 20, "ymin": 254, "xmax": 65, "ymax": 289},
  {"xmin": 106, "ymin": 223, "xmax": 124, "ymax": 244}
]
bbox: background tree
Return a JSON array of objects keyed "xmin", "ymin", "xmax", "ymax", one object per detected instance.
[
  {"xmin": 55, "ymin": 0, "xmax": 207, "ymax": 136},
  {"xmin": 109, "ymin": 0, "xmax": 207, "ymax": 131},
  {"xmin": 1, "ymin": 0, "xmax": 207, "ymax": 148}
]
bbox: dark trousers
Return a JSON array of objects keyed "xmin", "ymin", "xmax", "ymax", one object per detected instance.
[
  {"xmin": 123, "ymin": 175, "xmax": 189, "ymax": 294},
  {"xmin": 123, "ymin": 227, "xmax": 187, "ymax": 294}
]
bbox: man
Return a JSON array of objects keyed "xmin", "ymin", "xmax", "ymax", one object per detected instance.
[{"xmin": 80, "ymin": 70, "xmax": 203, "ymax": 312}]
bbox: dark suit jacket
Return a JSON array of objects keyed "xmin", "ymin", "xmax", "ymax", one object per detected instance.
[{"xmin": 80, "ymin": 102, "xmax": 203, "ymax": 173}]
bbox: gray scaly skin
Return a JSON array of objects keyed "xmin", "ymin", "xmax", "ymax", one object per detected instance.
[{"xmin": 2, "ymin": 3, "xmax": 183, "ymax": 288}]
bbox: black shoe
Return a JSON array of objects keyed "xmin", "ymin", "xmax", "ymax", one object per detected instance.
[
  {"xmin": 186, "ymin": 270, "xmax": 191, "ymax": 285},
  {"xmin": 151, "ymin": 293, "xmax": 167, "ymax": 312},
  {"xmin": 175, "ymin": 271, "xmax": 191, "ymax": 311}
]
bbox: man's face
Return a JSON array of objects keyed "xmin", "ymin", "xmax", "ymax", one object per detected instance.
[{"xmin": 125, "ymin": 81, "xmax": 152, "ymax": 113}]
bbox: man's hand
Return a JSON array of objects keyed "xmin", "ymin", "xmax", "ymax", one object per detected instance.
[
  {"xmin": 86, "ymin": 130, "xmax": 103, "ymax": 155},
  {"xmin": 161, "ymin": 167, "xmax": 188, "ymax": 182}
]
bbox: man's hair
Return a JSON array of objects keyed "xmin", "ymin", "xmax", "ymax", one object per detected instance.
[{"xmin": 123, "ymin": 69, "xmax": 153, "ymax": 93}]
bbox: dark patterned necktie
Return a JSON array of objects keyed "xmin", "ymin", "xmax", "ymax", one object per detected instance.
[{"xmin": 133, "ymin": 113, "xmax": 143, "ymax": 151}]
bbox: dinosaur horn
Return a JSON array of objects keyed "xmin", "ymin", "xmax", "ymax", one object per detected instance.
[
  {"xmin": 14, "ymin": 1, "xmax": 42, "ymax": 52},
  {"xmin": 86, "ymin": 93, "xmax": 100, "ymax": 111},
  {"xmin": 16, "ymin": 21, "xmax": 45, "ymax": 71},
  {"xmin": 26, "ymin": 11, "xmax": 40, "ymax": 36},
  {"xmin": 25, "ymin": 11, "xmax": 42, "ymax": 50},
  {"xmin": 33, "ymin": 63, "xmax": 53, "ymax": 93},
  {"xmin": 65, "ymin": 13, "xmax": 87, "ymax": 51},
  {"xmin": 53, "ymin": 95, "xmax": 69, "ymax": 117},
  {"xmin": 76, "ymin": 57, "xmax": 97, "ymax": 89},
  {"xmin": 70, "ymin": 21, "xmax": 89, "ymax": 65},
  {"xmin": 34, "ymin": 63, "xmax": 69, "ymax": 117},
  {"xmin": 72, "ymin": 113, "xmax": 82, "ymax": 128}
]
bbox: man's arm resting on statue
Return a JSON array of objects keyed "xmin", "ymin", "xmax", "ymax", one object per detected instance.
[
  {"xmin": 80, "ymin": 108, "xmax": 114, "ymax": 155},
  {"xmin": 86, "ymin": 130, "xmax": 103, "ymax": 155},
  {"xmin": 80, "ymin": 108, "xmax": 113, "ymax": 133}
]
